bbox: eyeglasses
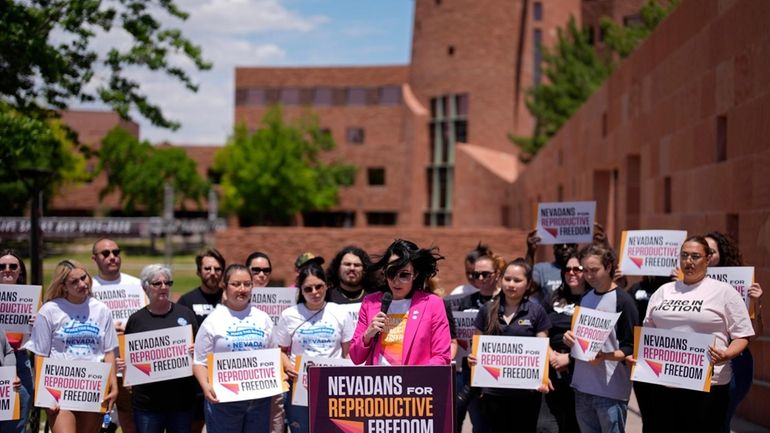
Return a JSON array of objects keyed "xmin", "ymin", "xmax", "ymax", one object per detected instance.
[
  {"xmin": 228, "ymin": 280, "xmax": 253, "ymax": 288},
  {"xmin": 250, "ymin": 267, "xmax": 271, "ymax": 275},
  {"xmin": 468, "ymin": 271, "xmax": 494, "ymax": 280},
  {"xmin": 565, "ymin": 266, "xmax": 584, "ymax": 274},
  {"xmin": 203, "ymin": 266, "xmax": 223, "ymax": 273},
  {"xmin": 388, "ymin": 271, "xmax": 414, "ymax": 284},
  {"xmin": 679, "ymin": 252, "xmax": 704, "ymax": 262},
  {"xmin": 149, "ymin": 280, "xmax": 173, "ymax": 288},
  {"xmin": 0, "ymin": 263, "xmax": 19, "ymax": 271},
  {"xmin": 99, "ymin": 249, "xmax": 120, "ymax": 258},
  {"xmin": 302, "ymin": 283, "xmax": 326, "ymax": 294}
]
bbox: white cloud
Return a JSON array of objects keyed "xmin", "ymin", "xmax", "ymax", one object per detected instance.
[{"xmin": 186, "ymin": 0, "xmax": 328, "ymax": 34}]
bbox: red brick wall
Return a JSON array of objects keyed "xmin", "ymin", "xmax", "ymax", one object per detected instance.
[{"xmin": 506, "ymin": 0, "xmax": 770, "ymax": 426}]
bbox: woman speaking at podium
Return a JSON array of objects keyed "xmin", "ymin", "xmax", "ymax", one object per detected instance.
[{"xmin": 349, "ymin": 239, "xmax": 451, "ymax": 366}]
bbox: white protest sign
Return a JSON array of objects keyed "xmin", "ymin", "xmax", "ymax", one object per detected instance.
[
  {"xmin": 34, "ymin": 358, "xmax": 111, "ymax": 413},
  {"xmin": 119, "ymin": 326, "xmax": 193, "ymax": 386},
  {"xmin": 535, "ymin": 201, "xmax": 595, "ymax": 244},
  {"xmin": 92, "ymin": 284, "xmax": 148, "ymax": 325},
  {"xmin": 618, "ymin": 230, "xmax": 687, "ymax": 276},
  {"xmin": 470, "ymin": 335, "xmax": 549, "ymax": 390},
  {"xmin": 569, "ymin": 306, "xmax": 622, "ymax": 361},
  {"xmin": 707, "ymin": 267, "xmax": 754, "ymax": 310},
  {"xmin": 631, "ymin": 327, "xmax": 713, "ymax": 392},
  {"xmin": 453, "ymin": 311, "xmax": 478, "ymax": 363},
  {"xmin": 251, "ymin": 287, "xmax": 298, "ymax": 325},
  {"xmin": 0, "ymin": 366, "xmax": 19, "ymax": 421},
  {"xmin": 291, "ymin": 355, "xmax": 354, "ymax": 406},
  {"xmin": 0, "ymin": 284, "xmax": 42, "ymax": 334},
  {"xmin": 208, "ymin": 348, "xmax": 284, "ymax": 403}
]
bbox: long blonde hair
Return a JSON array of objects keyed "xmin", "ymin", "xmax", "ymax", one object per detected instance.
[{"xmin": 44, "ymin": 259, "xmax": 93, "ymax": 302}]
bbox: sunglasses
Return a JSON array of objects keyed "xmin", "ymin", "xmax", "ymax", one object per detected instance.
[
  {"xmin": 302, "ymin": 283, "xmax": 326, "ymax": 294},
  {"xmin": 564, "ymin": 266, "xmax": 584, "ymax": 274},
  {"xmin": 149, "ymin": 280, "xmax": 173, "ymax": 288},
  {"xmin": 468, "ymin": 271, "xmax": 494, "ymax": 280},
  {"xmin": 99, "ymin": 249, "xmax": 120, "ymax": 258},
  {"xmin": 0, "ymin": 263, "xmax": 19, "ymax": 271},
  {"xmin": 250, "ymin": 267, "xmax": 272, "ymax": 275},
  {"xmin": 388, "ymin": 271, "xmax": 414, "ymax": 284}
]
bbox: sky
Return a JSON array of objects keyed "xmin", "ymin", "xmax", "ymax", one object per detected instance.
[{"xmin": 75, "ymin": 0, "xmax": 415, "ymax": 145}]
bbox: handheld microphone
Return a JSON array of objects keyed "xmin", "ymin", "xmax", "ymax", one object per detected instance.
[{"xmin": 380, "ymin": 292, "xmax": 393, "ymax": 315}]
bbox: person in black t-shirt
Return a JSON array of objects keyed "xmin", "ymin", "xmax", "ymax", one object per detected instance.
[
  {"xmin": 117, "ymin": 264, "xmax": 199, "ymax": 433},
  {"xmin": 177, "ymin": 248, "xmax": 225, "ymax": 326},
  {"xmin": 325, "ymin": 246, "xmax": 374, "ymax": 304}
]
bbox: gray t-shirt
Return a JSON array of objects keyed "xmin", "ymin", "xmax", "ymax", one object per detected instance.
[
  {"xmin": 571, "ymin": 289, "xmax": 635, "ymax": 401},
  {"xmin": 533, "ymin": 261, "xmax": 562, "ymax": 302}
]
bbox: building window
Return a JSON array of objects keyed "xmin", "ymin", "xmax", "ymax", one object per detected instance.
[
  {"xmin": 367, "ymin": 168, "xmax": 385, "ymax": 186},
  {"xmin": 346, "ymin": 127, "xmax": 365, "ymax": 144},
  {"xmin": 236, "ymin": 88, "xmax": 266, "ymax": 106},
  {"xmin": 663, "ymin": 176, "xmax": 672, "ymax": 214},
  {"xmin": 379, "ymin": 86, "xmax": 401, "ymax": 105},
  {"xmin": 279, "ymin": 88, "xmax": 300, "ymax": 105},
  {"xmin": 447, "ymin": 45, "xmax": 455, "ymax": 56},
  {"xmin": 586, "ymin": 26, "xmax": 595, "ymax": 45},
  {"xmin": 303, "ymin": 211, "xmax": 355, "ymax": 228},
  {"xmin": 623, "ymin": 14, "xmax": 643, "ymax": 27},
  {"xmin": 347, "ymin": 87, "xmax": 368, "ymax": 106},
  {"xmin": 533, "ymin": 29, "xmax": 543, "ymax": 85},
  {"xmin": 313, "ymin": 87, "xmax": 332, "ymax": 105},
  {"xmin": 366, "ymin": 212, "xmax": 397, "ymax": 226},
  {"xmin": 716, "ymin": 115, "xmax": 727, "ymax": 162},
  {"xmin": 533, "ymin": 2, "xmax": 543, "ymax": 21}
]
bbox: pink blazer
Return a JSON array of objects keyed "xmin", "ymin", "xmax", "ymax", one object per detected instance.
[{"xmin": 349, "ymin": 291, "xmax": 451, "ymax": 366}]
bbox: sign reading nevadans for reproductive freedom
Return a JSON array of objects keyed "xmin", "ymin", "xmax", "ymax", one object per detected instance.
[
  {"xmin": 0, "ymin": 284, "xmax": 42, "ymax": 334},
  {"xmin": 251, "ymin": 287, "xmax": 298, "ymax": 325},
  {"xmin": 118, "ymin": 325, "xmax": 193, "ymax": 386},
  {"xmin": 308, "ymin": 365, "xmax": 454, "ymax": 433},
  {"xmin": 569, "ymin": 306, "xmax": 622, "ymax": 361},
  {"xmin": 0, "ymin": 366, "xmax": 20, "ymax": 421},
  {"xmin": 470, "ymin": 335, "xmax": 550, "ymax": 390},
  {"xmin": 92, "ymin": 284, "xmax": 148, "ymax": 325},
  {"xmin": 707, "ymin": 267, "xmax": 754, "ymax": 311},
  {"xmin": 535, "ymin": 201, "xmax": 595, "ymax": 245},
  {"xmin": 207, "ymin": 348, "xmax": 284, "ymax": 403},
  {"xmin": 453, "ymin": 311, "xmax": 478, "ymax": 362},
  {"xmin": 291, "ymin": 355, "xmax": 354, "ymax": 407},
  {"xmin": 618, "ymin": 230, "xmax": 688, "ymax": 276},
  {"xmin": 631, "ymin": 326, "xmax": 713, "ymax": 392},
  {"xmin": 34, "ymin": 357, "xmax": 112, "ymax": 413}
]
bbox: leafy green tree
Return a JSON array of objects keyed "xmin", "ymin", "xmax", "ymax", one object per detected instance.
[
  {"xmin": 98, "ymin": 127, "xmax": 209, "ymax": 215},
  {"xmin": 215, "ymin": 106, "xmax": 356, "ymax": 226},
  {"xmin": 602, "ymin": 0, "xmax": 680, "ymax": 59},
  {"xmin": 0, "ymin": 104, "xmax": 89, "ymax": 215}
]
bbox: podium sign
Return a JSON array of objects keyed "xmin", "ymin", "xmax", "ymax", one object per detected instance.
[{"xmin": 308, "ymin": 365, "xmax": 454, "ymax": 433}]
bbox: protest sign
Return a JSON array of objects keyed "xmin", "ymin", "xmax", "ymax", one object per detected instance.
[
  {"xmin": 631, "ymin": 327, "xmax": 713, "ymax": 392},
  {"xmin": 0, "ymin": 284, "xmax": 42, "ymax": 334},
  {"xmin": 251, "ymin": 287, "xmax": 298, "ymax": 325},
  {"xmin": 470, "ymin": 335, "xmax": 549, "ymax": 390},
  {"xmin": 0, "ymin": 367, "xmax": 19, "ymax": 421},
  {"xmin": 34, "ymin": 357, "xmax": 111, "ymax": 413},
  {"xmin": 308, "ymin": 365, "xmax": 454, "ymax": 433},
  {"xmin": 453, "ymin": 311, "xmax": 478, "ymax": 363},
  {"xmin": 207, "ymin": 348, "xmax": 284, "ymax": 403},
  {"xmin": 569, "ymin": 306, "xmax": 622, "ymax": 361},
  {"xmin": 618, "ymin": 230, "xmax": 687, "ymax": 276},
  {"xmin": 291, "ymin": 355, "xmax": 354, "ymax": 407},
  {"xmin": 92, "ymin": 284, "xmax": 148, "ymax": 325},
  {"xmin": 535, "ymin": 201, "xmax": 595, "ymax": 244},
  {"xmin": 119, "ymin": 326, "xmax": 193, "ymax": 386},
  {"xmin": 707, "ymin": 267, "xmax": 754, "ymax": 311}
]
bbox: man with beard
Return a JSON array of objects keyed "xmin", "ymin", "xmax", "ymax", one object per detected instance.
[
  {"xmin": 178, "ymin": 248, "xmax": 226, "ymax": 326},
  {"xmin": 91, "ymin": 238, "xmax": 142, "ymax": 433},
  {"xmin": 525, "ymin": 231, "xmax": 578, "ymax": 303},
  {"xmin": 325, "ymin": 246, "xmax": 372, "ymax": 304}
]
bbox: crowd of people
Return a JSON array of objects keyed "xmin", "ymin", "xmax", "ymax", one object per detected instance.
[{"xmin": 0, "ymin": 227, "xmax": 763, "ymax": 433}]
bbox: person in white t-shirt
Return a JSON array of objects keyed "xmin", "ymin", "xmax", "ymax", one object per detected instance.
[
  {"xmin": 192, "ymin": 265, "xmax": 275, "ymax": 433},
  {"xmin": 637, "ymin": 236, "xmax": 754, "ymax": 433},
  {"xmin": 275, "ymin": 262, "xmax": 354, "ymax": 433},
  {"xmin": 25, "ymin": 260, "xmax": 119, "ymax": 433}
]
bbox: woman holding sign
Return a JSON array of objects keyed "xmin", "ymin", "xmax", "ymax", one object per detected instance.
[
  {"xmin": 25, "ymin": 260, "xmax": 119, "ymax": 433},
  {"xmin": 117, "ymin": 264, "xmax": 198, "ymax": 433},
  {"xmin": 349, "ymin": 239, "xmax": 451, "ymax": 366},
  {"xmin": 274, "ymin": 262, "xmax": 354, "ymax": 433},
  {"xmin": 636, "ymin": 236, "xmax": 754, "ymax": 433},
  {"xmin": 469, "ymin": 258, "xmax": 552, "ymax": 433},
  {"xmin": 192, "ymin": 264, "xmax": 276, "ymax": 433}
]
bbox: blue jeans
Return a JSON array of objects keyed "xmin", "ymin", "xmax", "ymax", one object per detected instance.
[
  {"xmin": 455, "ymin": 370, "xmax": 485, "ymax": 433},
  {"xmin": 0, "ymin": 351, "xmax": 33, "ymax": 433},
  {"xmin": 724, "ymin": 348, "xmax": 753, "ymax": 433},
  {"xmin": 574, "ymin": 390, "xmax": 627, "ymax": 433},
  {"xmin": 133, "ymin": 408, "xmax": 192, "ymax": 433},
  {"xmin": 285, "ymin": 400, "xmax": 308, "ymax": 433},
  {"xmin": 205, "ymin": 398, "xmax": 271, "ymax": 433}
]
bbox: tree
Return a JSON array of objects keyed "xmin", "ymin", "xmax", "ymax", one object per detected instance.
[
  {"xmin": 214, "ymin": 107, "xmax": 357, "ymax": 226},
  {"xmin": 602, "ymin": 0, "xmax": 680, "ymax": 59},
  {"xmin": 98, "ymin": 127, "xmax": 209, "ymax": 215}
]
